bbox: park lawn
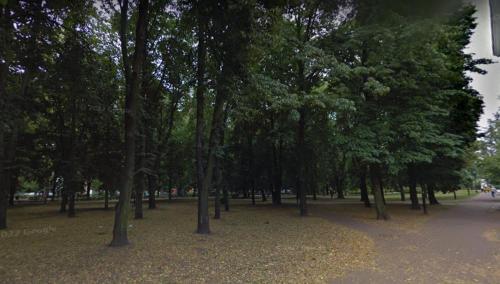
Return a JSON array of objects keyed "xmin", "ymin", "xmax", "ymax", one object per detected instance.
[
  {"xmin": 0, "ymin": 200, "xmax": 374, "ymax": 283},
  {"xmin": 371, "ymin": 189, "xmax": 478, "ymax": 203}
]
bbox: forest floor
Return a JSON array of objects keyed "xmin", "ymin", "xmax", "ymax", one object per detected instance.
[
  {"xmin": 0, "ymin": 198, "xmax": 374, "ymax": 283},
  {"xmin": 1, "ymin": 192, "xmax": 498, "ymax": 283}
]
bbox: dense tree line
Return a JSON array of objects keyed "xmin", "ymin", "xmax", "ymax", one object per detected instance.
[{"xmin": 0, "ymin": 0, "xmax": 487, "ymax": 245}]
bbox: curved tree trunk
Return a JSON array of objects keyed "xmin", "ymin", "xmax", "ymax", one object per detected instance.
[{"xmin": 428, "ymin": 184, "xmax": 440, "ymax": 205}]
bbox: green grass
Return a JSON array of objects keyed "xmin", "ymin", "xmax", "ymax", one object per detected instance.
[{"xmin": 381, "ymin": 189, "xmax": 477, "ymax": 202}]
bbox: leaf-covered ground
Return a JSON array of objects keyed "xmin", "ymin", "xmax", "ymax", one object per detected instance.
[{"xmin": 0, "ymin": 199, "xmax": 374, "ymax": 283}]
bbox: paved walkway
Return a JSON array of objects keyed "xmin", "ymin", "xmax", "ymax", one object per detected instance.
[{"xmin": 323, "ymin": 193, "xmax": 500, "ymax": 283}]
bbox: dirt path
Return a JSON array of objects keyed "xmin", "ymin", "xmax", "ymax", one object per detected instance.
[{"xmin": 320, "ymin": 193, "xmax": 500, "ymax": 283}]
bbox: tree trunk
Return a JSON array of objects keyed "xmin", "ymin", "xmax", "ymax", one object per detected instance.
[
  {"xmin": 421, "ymin": 184, "xmax": 428, "ymax": 214},
  {"xmin": 337, "ymin": 177, "xmax": 345, "ymax": 199},
  {"xmin": 8, "ymin": 171, "xmax": 17, "ymax": 206},
  {"xmin": 223, "ymin": 186, "xmax": 229, "ymax": 211},
  {"xmin": 0, "ymin": 187, "xmax": 6, "ymax": 229},
  {"xmin": 297, "ymin": 108, "xmax": 308, "ymax": 216},
  {"xmin": 399, "ymin": 184, "xmax": 405, "ymax": 201},
  {"xmin": 0, "ymin": 133, "xmax": 7, "ymax": 228},
  {"xmin": 360, "ymin": 168, "xmax": 371, "ymax": 208},
  {"xmin": 380, "ymin": 180, "xmax": 386, "ymax": 205},
  {"xmin": 134, "ymin": 185, "xmax": 143, "ymax": 219},
  {"xmin": 260, "ymin": 188, "xmax": 267, "ymax": 202},
  {"xmin": 271, "ymin": 140, "xmax": 282, "ymax": 205},
  {"xmin": 50, "ymin": 173, "xmax": 57, "ymax": 202},
  {"xmin": 147, "ymin": 174, "xmax": 157, "ymax": 209},
  {"xmin": 214, "ymin": 157, "xmax": 223, "ymax": 219},
  {"xmin": 453, "ymin": 191, "xmax": 457, "ymax": 200},
  {"xmin": 60, "ymin": 190, "xmax": 68, "ymax": 213},
  {"xmin": 428, "ymin": 184, "xmax": 440, "ymax": 205},
  {"xmin": 408, "ymin": 167, "xmax": 420, "ymax": 210},
  {"xmin": 369, "ymin": 164, "xmax": 389, "ymax": 220},
  {"xmin": 195, "ymin": 5, "xmax": 209, "ymax": 234},
  {"xmin": 251, "ymin": 182, "xmax": 256, "ymax": 205},
  {"xmin": 86, "ymin": 179, "xmax": 91, "ymax": 200},
  {"xmin": 111, "ymin": 0, "xmax": 149, "ymax": 247},
  {"xmin": 104, "ymin": 188, "xmax": 109, "ymax": 210},
  {"xmin": 68, "ymin": 191, "xmax": 76, "ymax": 218}
]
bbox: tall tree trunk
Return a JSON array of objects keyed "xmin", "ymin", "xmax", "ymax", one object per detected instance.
[
  {"xmin": 408, "ymin": 166, "xmax": 420, "ymax": 210},
  {"xmin": 360, "ymin": 168, "xmax": 371, "ymax": 208},
  {"xmin": 0, "ymin": 0, "xmax": 11, "ymax": 230},
  {"xmin": 421, "ymin": 184, "xmax": 428, "ymax": 214},
  {"xmin": 147, "ymin": 174, "xmax": 157, "ymax": 209},
  {"xmin": 297, "ymin": 108, "xmax": 308, "ymax": 216},
  {"xmin": 428, "ymin": 184, "xmax": 439, "ymax": 205},
  {"xmin": 399, "ymin": 184, "xmax": 405, "ymax": 201},
  {"xmin": 223, "ymin": 186, "xmax": 229, "ymax": 211},
  {"xmin": 195, "ymin": 4, "xmax": 209, "ymax": 234},
  {"xmin": 0, "ymin": 130, "xmax": 6, "ymax": 228},
  {"xmin": 60, "ymin": 189, "xmax": 68, "ymax": 213},
  {"xmin": 68, "ymin": 190, "xmax": 76, "ymax": 218},
  {"xmin": 260, "ymin": 188, "xmax": 267, "ymax": 202},
  {"xmin": 271, "ymin": 140, "xmax": 282, "ymax": 205},
  {"xmin": 134, "ymin": 130, "xmax": 146, "ymax": 219},
  {"xmin": 251, "ymin": 182, "xmax": 256, "ymax": 205},
  {"xmin": 134, "ymin": 185, "xmax": 143, "ymax": 219},
  {"xmin": 50, "ymin": 173, "xmax": 57, "ymax": 202},
  {"xmin": 86, "ymin": 179, "xmax": 91, "ymax": 200},
  {"xmin": 8, "ymin": 171, "xmax": 18, "ymax": 206},
  {"xmin": 369, "ymin": 164, "xmax": 389, "ymax": 220},
  {"xmin": 104, "ymin": 188, "xmax": 109, "ymax": 210},
  {"xmin": 111, "ymin": 0, "xmax": 149, "ymax": 247},
  {"xmin": 380, "ymin": 180, "xmax": 386, "ymax": 205},
  {"xmin": 213, "ymin": 156, "xmax": 223, "ymax": 219},
  {"xmin": 337, "ymin": 177, "xmax": 345, "ymax": 199}
]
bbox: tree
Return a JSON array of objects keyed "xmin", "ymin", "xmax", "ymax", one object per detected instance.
[{"xmin": 111, "ymin": 0, "xmax": 149, "ymax": 247}]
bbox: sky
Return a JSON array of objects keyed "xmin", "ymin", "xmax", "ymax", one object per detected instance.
[{"xmin": 467, "ymin": 0, "xmax": 500, "ymax": 131}]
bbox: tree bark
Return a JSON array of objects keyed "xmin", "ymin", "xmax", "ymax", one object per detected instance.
[
  {"xmin": 297, "ymin": 108, "xmax": 308, "ymax": 216},
  {"xmin": 60, "ymin": 190, "xmax": 68, "ymax": 213},
  {"xmin": 223, "ymin": 186, "xmax": 229, "ymax": 211},
  {"xmin": 271, "ymin": 140, "xmax": 282, "ymax": 205},
  {"xmin": 360, "ymin": 168, "xmax": 371, "ymax": 208},
  {"xmin": 195, "ymin": 4, "xmax": 209, "ymax": 234},
  {"xmin": 408, "ymin": 166, "xmax": 420, "ymax": 210},
  {"xmin": 260, "ymin": 188, "xmax": 267, "ymax": 202},
  {"xmin": 104, "ymin": 188, "xmax": 109, "ymax": 210},
  {"xmin": 399, "ymin": 184, "xmax": 405, "ymax": 201},
  {"xmin": 147, "ymin": 174, "xmax": 157, "ymax": 209},
  {"xmin": 68, "ymin": 191, "xmax": 76, "ymax": 218},
  {"xmin": 369, "ymin": 164, "xmax": 389, "ymax": 220},
  {"xmin": 421, "ymin": 184, "xmax": 428, "ymax": 215},
  {"xmin": 0, "ymin": 130, "xmax": 6, "ymax": 228},
  {"xmin": 86, "ymin": 179, "xmax": 91, "ymax": 200},
  {"xmin": 428, "ymin": 184, "xmax": 440, "ymax": 205},
  {"xmin": 111, "ymin": 0, "xmax": 149, "ymax": 247},
  {"xmin": 336, "ymin": 176, "xmax": 345, "ymax": 199}
]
